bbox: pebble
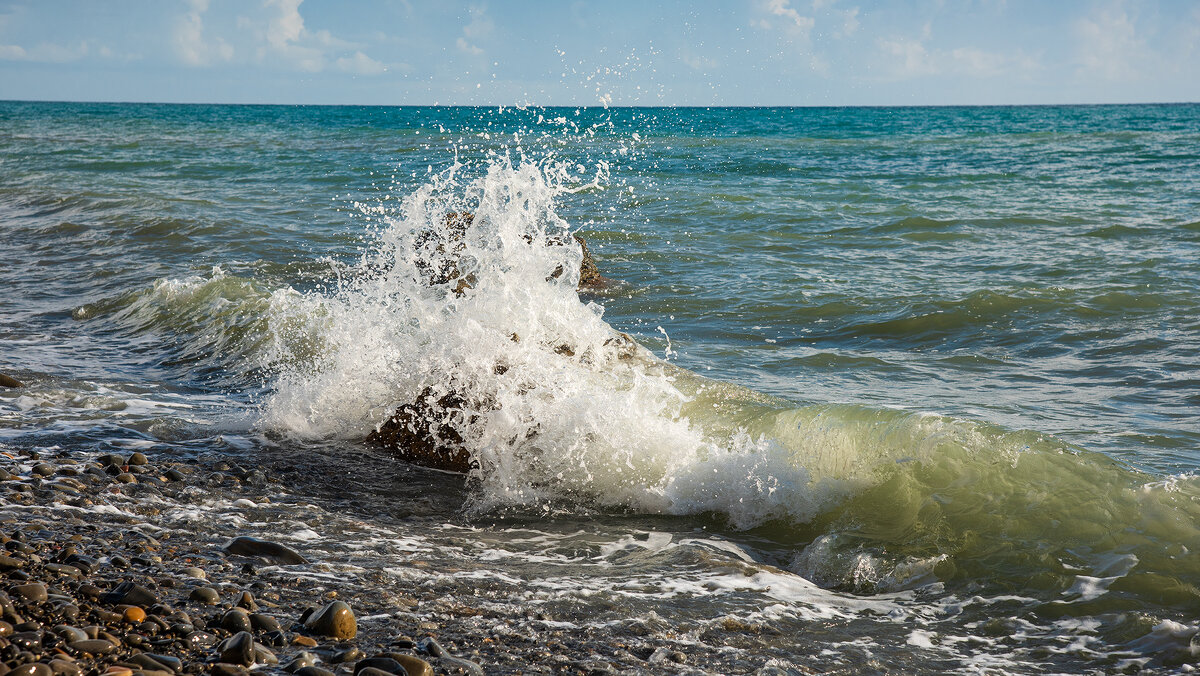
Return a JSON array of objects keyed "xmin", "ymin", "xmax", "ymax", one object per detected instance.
[
  {"xmin": 48, "ymin": 659, "xmax": 82, "ymax": 676},
  {"xmin": 181, "ymin": 567, "xmax": 206, "ymax": 579},
  {"xmin": 69, "ymin": 638, "xmax": 117, "ymax": 655},
  {"xmin": 188, "ymin": 586, "xmax": 220, "ymax": 605},
  {"xmin": 8, "ymin": 664, "xmax": 53, "ymax": 676},
  {"xmin": 219, "ymin": 631, "xmax": 255, "ymax": 666},
  {"xmin": 235, "ymin": 591, "xmax": 257, "ymax": 611},
  {"xmin": 222, "ymin": 537, "xmax": 308, "ymax": 565},
  {"xmin": 122, "ymin": 605, "xmax": 147, "ymax": 623},
  {"xmin": 291, "ymin": 635, "xmax": 318, "ymax": 648},
  {"xmin": 249, "ymin": 612, "xmax": 280, "ymax": 633},
  {"xmin": 294, "ymin": 667, "xmax": 336, "ymax": 676},
  {"xmin": 221, "ymin": 608, "xmax": 253, "ymax": 633},
  {"xmin": 13, "ymin": 582, "xmax": 48, "ymax": 603},
  {"xmin": 392, "ymin": 656, "xmax": 433, "ymax": 676},
  {"xmin": 303, "ymin": 601, "xmax": 356, "ymax": 640},
  {"xmin": 102, "ymin": 581, "xmax": 156, "ymax": 607},
  {"xmin": 128, "ymin": 452, "xmax": 148, "ymax": 466},
  {"xmin": 282, "ymin": 651, "xmax": 315, "ymax": 673},
  {"xmin": 209, "ymin": 665, "xmax": 248, "ymax": 676}
]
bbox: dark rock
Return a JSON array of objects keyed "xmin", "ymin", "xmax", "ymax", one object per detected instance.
[
  {"xmin": 220, "ymin": 609, "xmax": 252, "ymax": 634},
  {"xmin": 128, "ymin": 453, "xmax": 148, "ymax": 466},
  {"xmin": 43, "ymin": 563, "xmax": 81, "ymax": 579},
  {"xmin": 295, "ymin": 668, "xmax": 336, "ymax": 676},
  {"xmin": 235, "ymin": 591, "xmax": 256, "ymax": 611},
  {"xmin": 7, "ymin": 664, "xmax": 52, "ymax": 676},
  {"xmin": 10, "ymin": 631, "xmax": 43, "ymax": 650},
  {"xmin": 364, "ymin": 388, "xmax": 475, "ymax": 473},
  {"xmin": 219, "ymin": 631, "xmax": 254, "ymax": 666},
  {"xmin": 184, "ymin": 630, "xmax": 217, "ymax": 648},
  {"xmin": 416, "ymin": 637, "xmax": 445, "ymax": 658},
  {"xmin": 0, "ymin": 374, "xmax": 23, "ymax": 389},
  {"xmin": 101, "ymin": 581, "xmax": 157, "ymax": 607},
  {"xmin": 164, "ymin": 469, "xmax": 185, "ymax": 482},
  {"xmin": 392, "ymin": 656, "xmax": 433, "ymax": 676},
  {"xmin": 51, "ymin": 625, "xmax": 87, "ymax": 641},
  {"xmin": 356, "ymin": 669, "xmax": 394, "ymax": 676},
  {"xmin": 47, "ymin": 659, "xmax": 81, "ymax": 676},
  {"xmin": 253, "ymin": 643, "xmax": 278, "ymax": 665},
  {"xmin": 222, "ymin": 537, "xmax": 307, "ymax": 565},
  {"xmin": 128, "ymin": 653, "xmax": 178, "ymax": 674},
  {"xmin": 68, "ymin": 638, "xmax": 116, "ymax": 655},
  {"xmin": 248, "ymin": 613, "xmax": 279, "ymax": 633},
  {"xmin": 209, "ymin": 664, "xmax": 249, "ymax": 676},
  {"xmin": 303, "ymin": 601, "xmax": 355, "ymax": 640},
  {"xmin": 32, "ymin": 464, "xmax": 55, "ymax": 477},
  {"xmin": 328, "ymin": 647, "xmax": 363, "ymax": 664},
  {"xmin": 188, "ymin": 587, "xmax": 219, "ymax": 605},
  {"xmin": 353, "ymin": 658, "xmax": 405, "ymax": 675},
  {"xmin": 282, "ymin": 651, "xmax": 315, "ymax": 673},
  {"xmin": 12, "ymin": 583, "xmax": 47, "ymax": 603}
]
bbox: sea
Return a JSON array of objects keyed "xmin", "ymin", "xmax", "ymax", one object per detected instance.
[{"xmin": 2, "ymin": 101, "xmax": 1199, "ymax": 674}]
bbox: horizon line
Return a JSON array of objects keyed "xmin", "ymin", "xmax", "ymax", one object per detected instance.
[{"xmin": 3, "ymin": 98, "xmax": 1198, "ymax": 110}]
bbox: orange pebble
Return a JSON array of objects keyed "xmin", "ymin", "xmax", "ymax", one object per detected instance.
[{"xmin": 123, "ymin": 606, "xmax": 146, "ymax": 623}]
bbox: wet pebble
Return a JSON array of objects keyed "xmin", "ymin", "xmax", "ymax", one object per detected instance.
[
  {"xmin": 188, "ymin": 587, "xmax": 219, "ymax": 605},
  {"xmin": 222, "ymin": 537, "xmax": 307, "ymax": 565},
  {"xmin": 304, "ymin": 601, "xmax": 356, "ymax": 640},
  {"xmin": 218, "ymin": 631, "xmax": 255, "ymax": 666},
  {"xmin": 294, "ymin": 667, "xmax": 336, "ymax": 676}
]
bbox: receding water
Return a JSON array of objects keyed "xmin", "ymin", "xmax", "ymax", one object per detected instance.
[{"xmin": 2, "ymin": 101, "xmax": 1200, "ymax": 673}]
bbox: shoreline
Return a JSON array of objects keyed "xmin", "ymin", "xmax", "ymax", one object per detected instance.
[{"xmin": 0, "ymin": 445, "xmax": 734, "ymax": 676}]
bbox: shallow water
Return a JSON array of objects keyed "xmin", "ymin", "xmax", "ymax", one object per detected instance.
[{"xmin": 2, "ymin": 101, "xmax": 1200, "ymax": 673}]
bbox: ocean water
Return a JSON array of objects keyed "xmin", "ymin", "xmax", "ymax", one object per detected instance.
[{"xmin": 2, "ymin": 100, "xmax": 1200, "ymax": 673}]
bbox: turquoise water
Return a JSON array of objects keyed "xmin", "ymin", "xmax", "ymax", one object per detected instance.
[{"xmin": 2, "ymin": 101, "xmax": 1200, "ymax": 672}]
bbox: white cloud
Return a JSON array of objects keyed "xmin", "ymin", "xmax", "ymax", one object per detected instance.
[
  {"xmin": 0, "ymin": 40, "xmax": 93, "ymax": 63},
  {"xmin": 836, "ymin": 7, "xmax": 860, "ymax": 38},
  {"xmin": 877, "ymin": 23, "xmax": 1038, "ymax": 81},
  {"xmin": 457, "ymin": 5, "xmax": 492, "ymax": 56},
  {"xmin": 335, "ymin": 51, "xmax": 386, "ymax": 75},
  {"xmin": 766, "ymin": 0, "xmax": 815, "ymax": 36},
  {"xmin": 1074, "ymin": 5, "xmax": 1143, "ymax": 80},
  {"xmin": 456, "ymin": 37, "xmax": 483, "ymax": 56},
  {"xmin": 175, "ymin": 0, "xmax": 233, "ymax": 66}
]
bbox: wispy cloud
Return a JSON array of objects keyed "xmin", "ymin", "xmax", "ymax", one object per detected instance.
[
  {"xmin": 335, "ymin": 50, "xmax": 386, "ymax": 75},
  {"xmin": 762, "ymin": 0, "xmax": 815, "ymax": 37},
  {"xmin": 878, "ymin": 22, "xmax": 1038, "ymax": 80},
  {"xmin": 1074, "ymin": 4, "xmax": 1143, "ymax": 80},
  {"xmin": 175, "ymin": 0, "xmax": 233, "ymax": 66},
  {"xmin": 0, "ymin": 39, "xmax": 106, "ymax": 63},
  {"xmin": 457, "ymin": 5, "xmax": 493, "ymax": 56}
]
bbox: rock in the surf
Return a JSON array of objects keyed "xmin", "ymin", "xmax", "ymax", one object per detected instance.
[
  {"xmin": 365, "ymin": 388, "xmax": 475, "ymax": 473},
  {"xmin": 0, "ymin": 373, "xmax": 23, "ymax": 388},
  {"xmin": 419, "ymin": 211, "xmax": 606, "ymax": 292}
]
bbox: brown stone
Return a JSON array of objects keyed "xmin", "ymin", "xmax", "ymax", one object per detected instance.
[
  {"xmin": 365, "ymin": 388, "xmax": 476, "ymax": 474},
  {"xmin": 303, "ymin": 601, "xmax": 355, "ymax": 640},
  {"xmin": 0, "ymin": 374, "xmax": 23, "ymax": 388}
]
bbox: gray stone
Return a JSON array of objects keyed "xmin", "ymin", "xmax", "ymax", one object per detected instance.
[{"xmin": 222, "ymin": 537, "xmax": 307, "ymax": 565}]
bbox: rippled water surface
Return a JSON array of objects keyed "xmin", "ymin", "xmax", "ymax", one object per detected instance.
[{"xmin": 2, "ymin": 102, "xmax": 1200, "ymax": 673}]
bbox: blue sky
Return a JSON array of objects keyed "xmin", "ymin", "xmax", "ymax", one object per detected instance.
[{"xmin": 1, "ymin": 0, "xmax": 1197, "ymax": 106}]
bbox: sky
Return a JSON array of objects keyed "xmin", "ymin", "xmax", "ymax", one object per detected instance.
[{"xmin": 1, "ymin": 0, "xmax": 1198, "ymax": 107}]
